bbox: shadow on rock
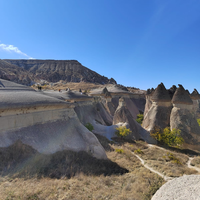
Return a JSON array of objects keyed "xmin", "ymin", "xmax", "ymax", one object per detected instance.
[{"xmin": 0, "ymin": 140, "xmax": 128, "ymax": 179}]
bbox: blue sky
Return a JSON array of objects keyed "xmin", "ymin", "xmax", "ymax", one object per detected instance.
[{"xmin": 0, "ymin": 0, "xmax": 200, "ymax": 92}]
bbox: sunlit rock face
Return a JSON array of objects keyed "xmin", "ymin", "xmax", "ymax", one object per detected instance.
[
  {"xmin": 113, "ymin": 97, "xmax": 156, "ymax": 143},
  {"xmin": 142, "ymin": 83, "xmax": 172, "ymax": 132},
  {"xmin": 152, "ymin": 175, "xmax": 200, "ymax": 200},
  {"xmin": 170, "ymin": 85, "xmax": 200, "ymax": 150},
  {"xmin": 143, "ymin": 88, "xmax": 154, "ymax": 119},
  {"xmin": 0, "ymin": 79, "xmax": 107, "ymax": 159},
  {"xmin": 89, "ymin": 85, "xmax": 145, "ymax": 119},
  {"xmin": 190, "ymin": 89, "xmax": 200, "ymax": 118}
]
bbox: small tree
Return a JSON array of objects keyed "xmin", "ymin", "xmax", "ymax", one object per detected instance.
[
  {"xmin": 85, "ymin": 123, "xmax": 94, "ymax": 131},
  {"xmin": 136, "ymin": 114, "xmax": 144, "ymax": 124},
  {"xmin": 150, "ymin": 127, "xmax": 184, "ymax": 148},
  {"xmin": 115, "ymin": 126, "xmax": 131, "ymax": 138},
  {"xmin": 197, "ymin": 119, "xmax": 200, "ymax": 126}
]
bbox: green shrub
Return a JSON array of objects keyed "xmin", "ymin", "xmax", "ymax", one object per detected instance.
[
  {"xmin": 150, "ymin": 127, "xmax": 184, "ymax": 148},
  {"xmin": 85, "ymin": 123, "xmax": 94, "ymax": 132},
  {"xmin": 166, "ymin": 152, "xmax": 182, "ymax": 165},
  {"xmin": 115, "ymin": 126, "xmax": 131, "ymax": 138},
  {"xmin": 197, "ymin": 119, "xmax": 200, "ymax": 126},
  {"xmin": 115, "ymin": 149, "xmax": 124, "ymax": 154},
  {"xmin": 136, "ymin": 114, "xmax": 144, "ymax": 124},
  {"xmin": 134, "ymin": 148, "xmax": 144, "ymax": 154}
]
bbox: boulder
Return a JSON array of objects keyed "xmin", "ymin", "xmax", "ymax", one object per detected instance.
[{"xmin": 152, "ymin": 175, "xmax": 200, "ymax": 200}]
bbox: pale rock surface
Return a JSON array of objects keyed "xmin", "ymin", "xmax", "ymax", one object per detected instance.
[
  {"xmin": 143, "ymin": 83, "xmax": 172, "ymax": 132},
  {"xmin": 170, "ymin": 85, "xmax": 200, "ymax": 150},
  {"xmin": 152, "ymin": 175, "xmax": 200, "ymax": 200},
  {"xmin": 0, "ymin": 79, "xmax": 107, "ymax": 159},
  {"xmin": 113, "ymin": 98, "xmax": 156, "ymax": 143}
]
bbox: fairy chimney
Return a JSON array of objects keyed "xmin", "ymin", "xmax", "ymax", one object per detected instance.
[
  {"xmin": 171, "ymin": 84, "xmax": 193, "ymax": 110},
  {"xmin": 143, "ymin": 83, "xmax": 172, "ymax": 131}
]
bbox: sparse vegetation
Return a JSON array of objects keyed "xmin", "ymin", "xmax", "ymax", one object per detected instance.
[
  {"xmin": 136, "ymin": 114, "xmax": 144, "ymax": 124},
  {"xmin": 0, "ymin": 135, "xmax": 199, "ymax": 199},
  {"xmin": 115, "ymin": 126, "xmax": 131, "ymax": 138},
  {"xmin": 134, "ymin": 148, "xmax": 144, "ymax": 154},
  {"xmin": 197, "ymin": 119, "xmax": 200, "ymax": 126},
  {"xmin": 85, "ymin": 122, "xmax": 94, "ymax": 132},
  {"xmin": 191, "ymin": 156, "xmax": 200, "ymax": 167},
  {"xmin": 150, "ymin": 127, "xmax": 184, "ymax": 148},
  {"xmin": 115, "ymin": 149, "xmax": 124, "ymax": 154},
  {"xmin": 165, "ymin": 152, "xmax": 182, "ymax": 165}
]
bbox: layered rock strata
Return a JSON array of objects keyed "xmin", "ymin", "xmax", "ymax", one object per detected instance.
[
  {"xmin": 170, "ymin": 85, "xmax": 200, "ymax": 150},
  {"xmin": 142, "ymin": 83, "xmax": 172, "ymax": 131},
  {"xmin": 113, "ymin": 98, "xmax": 156, "ymax": 143},
  {"xmin": 190, "ymin": 89, "xmax": 200, "ymax": 118},
  {"xmin": 0, "ymin": 79, "xmax": 107, "ymax": 159}
]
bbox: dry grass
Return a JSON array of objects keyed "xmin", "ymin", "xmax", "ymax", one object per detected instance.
[
  {"xmin": 0, "ymin": 139, "xmax": 165, "ymax": 200},
  {"xmin": 191, "ymin": 156, "xmax": 200, "ymax": 168},
  {"xmin": 137, "ymin": 146, "xmax": 198, "ymax": 177},
  {"xmin": 1, "ymin": 137, "xmax": 199, "ymax": 199},
  {"xmin": 32, "ymin": 82, "xmax": 107, "ymax": 92}
]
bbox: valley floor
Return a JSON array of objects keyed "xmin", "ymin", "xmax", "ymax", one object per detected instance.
[{"xmin": 0, "ymin": 135, "xmax": 200, "ymax": 200}]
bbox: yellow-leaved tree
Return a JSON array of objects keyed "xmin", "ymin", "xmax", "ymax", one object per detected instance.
[
  {"xmin": 115, "ymin": 126, "xmax": 131, "ymax": 138},
  {"xmin": 150, "ymin": 127, "xmax": 184, "ymax": 148}
]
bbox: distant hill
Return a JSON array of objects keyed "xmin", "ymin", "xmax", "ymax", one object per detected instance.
[{"xmin": 0, "ymin": 59, "xmax": 117, "ymax": 85}]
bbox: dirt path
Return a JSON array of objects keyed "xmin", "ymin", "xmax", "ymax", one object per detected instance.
[
  {"xmin": 187, "ymin": 157, "xmax": 200, "ymax": 173},
  {"xmin": 131, "ymin": 144, "xmax": 200, "ymax": 181},
  {"xmin": 148, "ymin": 144, "xmax": 200, "ymax": 173},
  {"xmin": 131, "ymin": 152, "xmax": 173, "ymax": 181}
]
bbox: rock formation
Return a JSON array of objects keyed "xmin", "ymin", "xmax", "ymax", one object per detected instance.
[
  {"xmin": 113, "ymin": 97, "xmax": 156, "ymax": 143},
  {"xmin": 143, "ymin": 88, "xmax": 155, "ymax": 118},
  {"xmin": 0, "ymin": 78, "xmax": 107, "ymax": 159},
  {"xmin": 142, "ymin": 83, "xmax": 172, "ymax": 131},
  {"xmin": 170, "ymin": 84, "xmax": 200, "ymax": 150},
  {"xmin": 1, "ymin": 59, "xmax": 117, "ymax": 85},
  {"xmin": 190, "ymin": 89, "xmax": 200, "ymax": 118},
  {"xmin": 152, "ymin": 175, "xmax": 200, "ymax": 200}
]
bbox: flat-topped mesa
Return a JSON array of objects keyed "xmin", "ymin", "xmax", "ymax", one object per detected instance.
[
  {"xmin": 171, "ymin": 84, "xmax": 193, "ymax": 109},
  {"xmin": 151, "ymin": 83, "xmax": 172, "ymax": 106}
]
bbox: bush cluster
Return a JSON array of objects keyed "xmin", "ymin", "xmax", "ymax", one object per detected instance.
[
  {"xmin": 197, "ymin": 119, "xmax": 200, "ymax": 126},
  {"xmin": 115, "ymin": 149, "xmax": 124, "ymax": 154},
  {"xmin": 115, "ymin": 126, "xmax": 131, "ymax": 138},
  {"xmin": 150, "ymin": 127, "xmax": 184, "ymax": 148}
]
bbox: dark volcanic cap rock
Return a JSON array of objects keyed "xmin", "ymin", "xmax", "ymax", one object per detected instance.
[
  {"xmin": 172, "ymin": 84, "xmax": 193, "ymax": 105},
  {"xmin": 168, "ymin": 85, "xmax": 177, "ymax": 99},
  {"xmin": 190, "ymin": 89, "xmax": 200, "ymax": 100},
  {"xmin": 151, "ymin": 83, "xmax": 171, "ymax": 102},
  {"xmin": 146, "ymin": 88, "xmax": 155, "ymax": 96}
]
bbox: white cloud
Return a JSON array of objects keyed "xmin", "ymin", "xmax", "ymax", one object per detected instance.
[{"xmin": 0, "ymin": 43, "xmax": 33, "ymax": 59}]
